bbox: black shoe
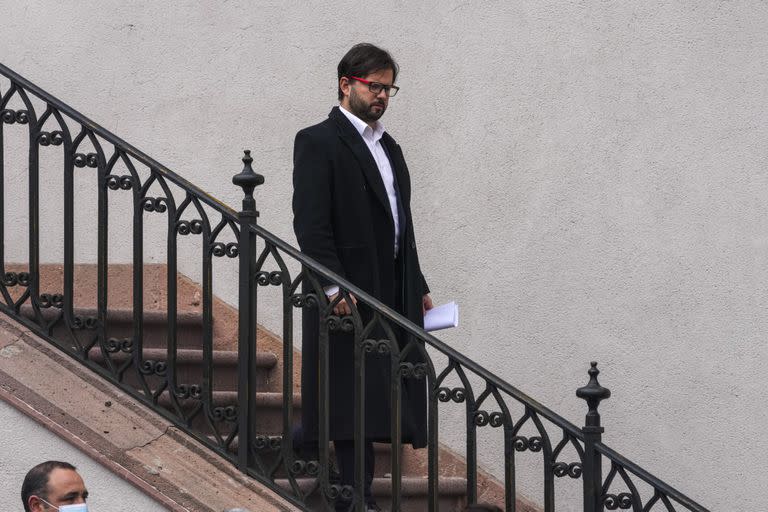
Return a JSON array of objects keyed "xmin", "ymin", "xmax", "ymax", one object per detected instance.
[
  {"xmin": 328, "ymin": 460, "xmax": 341, "ymax": 484},
  {"xmin": 334, "ymin": 499, "xmax": 381, "ymax": 512}
]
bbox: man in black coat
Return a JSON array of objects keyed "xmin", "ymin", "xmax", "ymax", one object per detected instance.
[{"xmin": 292, "ymin": 43, "xmax": 432, "ymax": 510}]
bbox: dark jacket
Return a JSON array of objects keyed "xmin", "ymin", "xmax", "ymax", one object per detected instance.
[{"xmin": 292, "ymin": 106, "xmax": 429, "ymax": 447}]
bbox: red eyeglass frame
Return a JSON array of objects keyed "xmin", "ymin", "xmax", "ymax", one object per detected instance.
[{"xmin": 348, "ymin": 76, "xmax": 400, "ymax": 97}]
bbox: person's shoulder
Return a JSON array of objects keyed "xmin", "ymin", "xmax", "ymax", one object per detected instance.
[
  {"xmin": 295, "ymin": 120, "xmax": 336, "ymax": 153},
  {"xmin": 381, "ymin": 130, "xmax": 400, "ymax": 147},
  {"xmin": 296, "ymin": 114, "xmax": 337, "ymax": 140}
]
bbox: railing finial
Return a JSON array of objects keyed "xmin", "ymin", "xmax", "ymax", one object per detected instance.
[
  {"xmin": 577, "ymin": 361, "xmax": 611, "ymax": 431},
  {"xmin": 232, "ymin": 149, "xmax": 264, "ymax": 217}
]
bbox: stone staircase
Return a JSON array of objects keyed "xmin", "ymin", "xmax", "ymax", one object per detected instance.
[
  {"xmin": 87, "ymin": 307, "xmax": 467, "ymax": 511},
  {"xmin": 10, "ymin": 263, "xmax": 520, "ymax": 511}
]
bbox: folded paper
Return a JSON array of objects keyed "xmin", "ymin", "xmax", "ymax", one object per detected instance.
[{"xmin": 424, "ymin": 301, "xmax": 459, "ymax": 332}]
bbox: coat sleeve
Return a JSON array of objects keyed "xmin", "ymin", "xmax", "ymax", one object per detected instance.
[{"xmin": 292, "ymin": 129, "xmax": 345, "ymax": 284}]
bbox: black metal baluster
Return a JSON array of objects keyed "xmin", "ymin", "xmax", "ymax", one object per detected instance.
[
  {"xmin": 406, "ymin": 339, "xmax": 436, "ymax": 511},
  {"xmin": 487, "ymin": 387, "xmax": 515, "ymax": 512},
  {"xmin": 164, "ymin": 185, "xmax": 183, "ymax": 417},
  {"xmin": 0, "ymin": 99, "xmax": 15, "ymax": 309},
  {"xmin": 504, "ymin": 418, "xmax": 515, "ymax": 512},
  {"xmin": 578, "ymin": 362, "xmax": 610, "ymax": 512},
  {"xmin": 0, "ymin": 85, "xmax": 18, "ymax": 309},
  {"xmin": 302, "ymin": 268, "xmax": 332, "ymax": 508},
  {"xmin": 96, "ymin": 147, "xmax": 111, "ymax": 372},
  {"xmin": 426, "ymin": 361, "xmax": 439, "ymax": 512},
  {"xmin": 0, "ymin": 109, "xmax": 4, "ymax": 275},
  {"xmin": 0, "ymin": 83, "xmax": 15, "ymax": 285},
  {"xmin": 232, "ymin": 150, "xmax": 263, "ymax": 471},
  {"xmin": 527, "ymin": 410, "xmax": 554, "ymax": 511},
  {"xmin": 199, "ymin": 202, "xmax": 214, "ymax": 441},
  {"xmin": 62, "ymin": 115, "xmax": 75, "ymax": 353},
  {"xmin": 389, "ymin": 335, "xmax": 403, "ymax": 512},
  {"xmin": 20, "ymin": 89, "xmax": 41, "ymax": 323},
  {"xmin": 316, "ymin": 274, "xmax": 333, "ymax": 511},
  {"xmin": 353, "ymin": 301, "xmax": 366, "ymax": 512},
  {"xmin": 128, "ymin": 152, "xmax": 146, "ymax": 395},
  {"xmin": 280, "ymin": 255, "xmax": 296, "ymax": 483},
  {"xmin": 207, "ymin": 217, "xmax": 234, "ymax": 448},
  {"xmin": 461, "ymin": 365, "xmax": 479, "ymax": 505}
]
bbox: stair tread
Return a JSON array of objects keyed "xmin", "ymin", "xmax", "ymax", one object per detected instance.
[
  {"xmin": 76, "ymin": 306, "xmax": 204, "ymax": 324},
  {"xmin": 88, "ymin": 346, "xmax": 277, "ymax": 367},
  {"xmin": 274, "ymin": 475, "xmax": 467, "ymax": 495},
  {"xmin": 158, "ymin": 390, "xmax": 301, "ymax": 405}
]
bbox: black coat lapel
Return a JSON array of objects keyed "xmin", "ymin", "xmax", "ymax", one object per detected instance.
[
  {"xmin": 381, "ymin": 133, "xmax": 410, "ymax": 206},
  {"xmin": 381, "ymin": 138, "xmax": 408, "ymax": 250},
  {"xmin": 329, "ymin": 107, "xmax": 390, "ymax": 214}
]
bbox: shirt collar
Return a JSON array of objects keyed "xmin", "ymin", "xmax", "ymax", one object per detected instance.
[{"xmin": 339, "ymin": 104, "xmax": 385, "ymax": 142}]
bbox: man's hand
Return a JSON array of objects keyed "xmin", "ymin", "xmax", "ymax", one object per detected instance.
[
  {"xmin": 422, "ymin": 294, "xmax": 434, "ymax": 316},
  {"xmin": 330, "ymin": 292, "xmax": 358, "ymax": 316}
]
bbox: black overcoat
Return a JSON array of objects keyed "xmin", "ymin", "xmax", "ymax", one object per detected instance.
[{"xmin": 292, "ymin": 107, "xmax": 429, "ymax": 448}]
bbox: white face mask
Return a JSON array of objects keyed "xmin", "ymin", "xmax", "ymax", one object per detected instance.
[
  {"xmin": 37, "ymin": 498, "xmax": 88, "ymax": 512},
  {"xmin": 58, "ymin": 505, "xmax": 88, "ymax": 512}
]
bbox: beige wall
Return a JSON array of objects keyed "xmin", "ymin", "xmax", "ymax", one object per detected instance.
[{"xmin": 2, "ymin": 1, "xmax": 767, "ymax": 510}]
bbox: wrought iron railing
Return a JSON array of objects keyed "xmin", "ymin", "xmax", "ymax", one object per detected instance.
[{"xmin": 0, "ymin": 62, "xmax": 710, "ymax": 512}]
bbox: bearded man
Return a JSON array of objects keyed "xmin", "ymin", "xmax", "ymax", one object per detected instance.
[{"xmin": 292, "ymin": 43, "xmax": 432, "ymax": 511}]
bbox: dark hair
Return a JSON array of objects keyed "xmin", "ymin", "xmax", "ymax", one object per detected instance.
[
  {"xmin": 337, "ymin": 43, "xmax": 399, "ymax": 100},
  {"xmin": 463, "ymin": 504, "xmax": 503, "ymax": 512},
  {"xmin": 21, "ymin": 461, "xmax": 77, "ymax": 512}
]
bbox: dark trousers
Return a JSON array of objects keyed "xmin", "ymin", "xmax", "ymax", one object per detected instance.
[
  {"xmin": 334, "ymin": 439, "xmax": 375, "ymax": 509},
  {"xmin": 299, "ymin": 255, "xmax": 404, "ymax": 511},
  {"xmin": 292, "ymin": 422, "xmax": 376, "ymax": 509}
]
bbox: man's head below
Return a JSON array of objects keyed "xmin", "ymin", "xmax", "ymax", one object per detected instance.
[
  {"xmin": 337, "ymin": 43, "xmax": 399, "ymax": 126},
  {"xmin": 21, "ymin": 461, "xmax": 89, "ymax": 512}
]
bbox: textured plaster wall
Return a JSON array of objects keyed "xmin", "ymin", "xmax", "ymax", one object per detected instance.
[
  {"xmin": 2, "ymin": 1, "xmax": 767, "ymax": 510},
  {"xmin": 0, "ymin": 400, "xmax": 163, "ymax": 511}
]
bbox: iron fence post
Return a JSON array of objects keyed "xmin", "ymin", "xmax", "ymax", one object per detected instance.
[
  {"xmin": 233, "ymin": 150, "xmax": 264, "ymax": 471},
  {"xmin": 577, "ymin": 361, "xmax": 610, "ymax": 512}
]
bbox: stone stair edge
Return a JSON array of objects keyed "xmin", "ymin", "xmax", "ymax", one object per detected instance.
[
  {"xmin": 88, "ymin": 346, "xmax": 278, "ymax": 365},
  {"xmin": 158, "ymin": 390, "xmax": 301, "ymax": 406}
]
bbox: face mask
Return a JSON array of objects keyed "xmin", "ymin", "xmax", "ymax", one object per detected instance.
[
  {"xmin": 36, "ymin": 499, "xmax": 89, "ymax": 512},
  {"xmin": 58, "ymin": 505, "xmax": 88, "ymax": 512}
]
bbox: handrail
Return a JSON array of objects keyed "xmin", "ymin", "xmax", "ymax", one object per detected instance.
[
  {"xmin": 0, "ymin": 62, "xmax": 238, "ymax": 222},
  {"xmin": 0, "ymin": 62, "xmax": 711, "ymax": 512},
  {"xmin": 595, "ymin": 442, "xmax": 710, "ymax": 512},
  {"xmin": 244, "ymin": 221, "xmax": 586, "ymax": 440}
]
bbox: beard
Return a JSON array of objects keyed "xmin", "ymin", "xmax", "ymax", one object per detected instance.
[{"xmin": 349, "ymin": 88, "xmax": 386, "ymax": 123}]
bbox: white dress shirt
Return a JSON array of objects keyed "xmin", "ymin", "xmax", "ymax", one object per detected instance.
[
  {"xmin": 325, "ymin": 105, "xmax": 401, "ymax": 298},
  {"xmin": 339, "ymin": 105, "xmax": 400, "ymax": 254}
]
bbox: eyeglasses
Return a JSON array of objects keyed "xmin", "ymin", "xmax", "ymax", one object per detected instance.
[{"xmin": 348, "ymin": 76, "xmax": 400, "ymax": 97}]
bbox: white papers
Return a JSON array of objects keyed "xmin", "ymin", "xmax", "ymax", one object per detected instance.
[{"xmin": 424, "ymin": 301, "xmax": 459, "ymax": 332}]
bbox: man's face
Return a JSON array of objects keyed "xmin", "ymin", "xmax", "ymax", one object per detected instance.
[
  {"xmin": 341, "ymin": 68, "xmax": 394, "ymax": 124},
  {"xmin": 30, "ymin": 468, "xmax": 88, "ymax": 511}
]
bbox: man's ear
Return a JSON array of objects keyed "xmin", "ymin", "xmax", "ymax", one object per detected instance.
[
  {"xmin": 28, "ymin": 496, "xmax": 44, "ymax": 512},
  {"xmin": 339, "ymin": 76, "xmax": 351, "ymax": 98}
]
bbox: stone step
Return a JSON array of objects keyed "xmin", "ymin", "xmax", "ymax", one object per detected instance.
[
  {"xmin": 84, "ymin": 307, "xmax": 206, "ymax": 350},
  {"xmin": 274, "ymin": 475, "xmax": 467, "ymax": 512},
  {"xmin": 88, "ymin": 346, "xmax": 278, "ymax": 391},
  {"xmin": 20, "ymin": 305, "xmax": 206, "ymax": 349},
  {"xmin": 216, "ymin": 437, "xmax": 398, "ymax": 478},
  {"xmin": 21, "ymin": 305, "xmax": 284, "ymax": 393},
  {"xmin": 156, "ymin": 390, "xmax": 301, "ymax": 435}
]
